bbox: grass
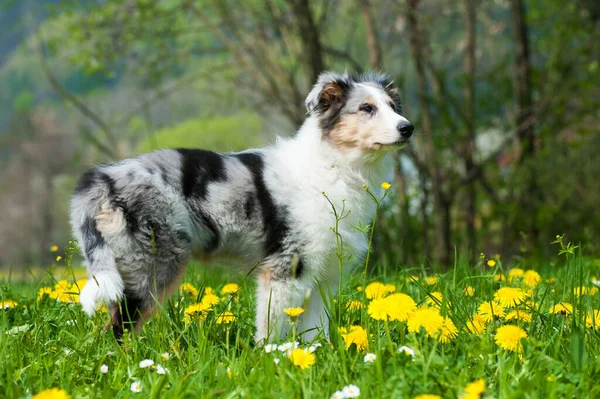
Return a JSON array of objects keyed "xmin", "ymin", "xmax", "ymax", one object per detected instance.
[{"xmin": 1, "ymin": 247, "xmax": 600, "ymax": 398}]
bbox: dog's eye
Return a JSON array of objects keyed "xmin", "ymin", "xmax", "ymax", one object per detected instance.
[{"xmin": 360, "ymin": 104, "xmax": 375, "ymax": 114}]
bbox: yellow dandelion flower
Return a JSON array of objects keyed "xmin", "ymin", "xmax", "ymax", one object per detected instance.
[
  {"xmin": 288, "ymin": 348, "xmax": 315, "ymax": 369},
  {"xmin": 464, "ymin": 286, "xmax": 475, "ymax": 296},
  {"xmin": 55, "ymin": 256, "xmax": 62, "ymax": 262},
  {"xmin": 477, "ymin": 301, "xmax": 505, "ymax": 322},
  {"xmin": 505, "ymin": 310, "xmax": 532, "ymax": 323},
  {"xmin": 97, "ymin": 304, "xmax": 108, "ymax": 313},
  {"xmin": 367, "ymin": 298, "xmax": 389, "ymax": 321},
  {"xmin": 574, "ymin": 286, "xmax": 599, "ymax": 296},
  {"xmin": 405, "ymin": 275, "xmax": 419, "ymax": 284},
  {"xmin": 487, "ymin": 259, "xmax": 496, "ymax": 267},
  {"xmin": 33, "ymin": 388, "xmax": 70, "ymax": 399},
  {"xmin": 54, "ymin": 280, "xmax": 71, "ymax": 291},
  {"xmin": 283, "ymin": 307, "xmax": 305, "ymax": 318},
  {"xmin": 549, "ymin": 302, "xmax": 573, "ymax": 316},
  {"xmin": 414, "ymin": 395, "xmax": 441, "ymax": 399},
  {"xmin": 462, "ymin": 379, "xmax": 485, "ymax": 399},
  {"xmin": 423, "ymin": 276, "xmax": 439, "ymax": 286},
  {"xmin": 37, "ymin": 287, "xmax": 53, "ymax": 300},
  {"xmin": 339, "ymin": 325, "xmax": 369, "ymax": 351},
  {"xmin": 523, "ymin": 270, "xmax": 541, "ymax": 287},
  {"xmin": 368, "ymin": 293, "xmax": 416, "ymax": 322},
  {"xmin": 546, "ymin": 277, "xmax": 556, "ymax": 284},
  {"xmin": 50, "ymin": 245, "xmax": 59, "ymax": 252},
  {"xmin": 493, "ymin": 274, "xmax": 506, "ymax": 282},
  {"xmin": 364, "ymin": 282, "xmax": 396, "ymax": 299},
  {"xmin": 585, "ymin": 310, "xmax": 600, "ymax": 329},
  {"xmin": 508, "ymin": 268, "xmax": 524, "ymax": 282},
  {"xmin": 467, "ymin": 314, "xmax": 488, "ymax": 334},
  {"xmin": 426, "ymin": 292, "xmax": 450, "ymax": 308},
  {"xmin": 346, "ymin": 300, "xmax": 364, "ymax": 310},
  {"xmin": 385, "ymin": 293, "xmax": 417, "ymax": 322},
  {"xmin": 221, "ymin": 283, "xmax": 240, "ymax": 295},
  {"xmin": 184, "ymin": 302, "xmax": 212, "ymax": 323},
  {"xmin": 439, "ymin": 317, "xmax": 458, "ymax": 343},
  {"xmin": 381, "ymin": 182, "xmax": 392, "ymax": 190},
  {"xmin": 495, "ymin": 324, "xmax": 527, "ymax": 353},
  {"xmin": 407, "ymin": 306, "xmax": 444, "ymax": 337},
  {"xmin": 201, "ymin": 292, "xmax": 221, "ymax": 307},
  {"xmin": 216, "ymin": 311, "xmax": 236, "ymax": 324},
  {"xmin": 179, "ymin": 283, "xmax": 198, "ymax": 298},
  {"xmin": 1, "ymin": 300, "xmax": 17, "ymax": 309},
  {"xmin": 494, "ymin": 287, "xmax": 527, "ymax": 307},
  {"xmin": 73, "ymin": 279, "xmax": 87, "ymax": 293}
]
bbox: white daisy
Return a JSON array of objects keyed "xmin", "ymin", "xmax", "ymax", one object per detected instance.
[
  {"xmin": 308, "ymin": 342, "xmax": 322, "ymax": 352},
  {"xmin": 593, "ymin": 280, "xmax": 600, "ymax": 287},
  {"xmin": 264, "ymin": 344, "xmax": 278, "ymax": 353},
  {"xmin": 273, "ymin": 358, "xmax": 280, "ymax": 365},
  {"xmin": 398, "ymin": 346, "xmax": 415, "ymax": 357},
  {"xmin": 139, "ymin": 359, "xmax": 154, "ymax": 368},
  {"xmin": 156, "ymin": 364, "xmax": 168, "ymax": 375},
  {"xmin": 331, "ymin": 391, "xmax": 345, "ymax": 399},
  {"xmin": 342, "ymin": 384, "xmax": 361, "ymax": 398},
  {"xmin": 100, "ymin": 364, "xmax": 108, "ymax": 374},
  {"xmin": 130, "ymin": 381, "xmax": 142, "ymax": 393},
  {"xmin": 277, "ymin": 341, "xmax": 299, "ymax": 353},
  {"xmin": 363, "ymin": 353, "xmax": 376, "ymax": 363},
  {"xmin": 161, "ymin": 352, "xmax": 170, "ymax": 361}
]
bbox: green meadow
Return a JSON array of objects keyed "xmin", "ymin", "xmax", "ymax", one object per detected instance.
[{"xmin": 2, "ymin": 237, "xmax": 600, "ymax": 399}]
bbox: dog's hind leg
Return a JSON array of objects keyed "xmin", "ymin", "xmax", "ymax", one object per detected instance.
[{"xmin": 110, "ymin": 263, "xmax": 188, "ymax": 340}]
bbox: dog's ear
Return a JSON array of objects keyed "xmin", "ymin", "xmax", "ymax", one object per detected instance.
[{"xmin": 305, "ymin": 72, "xmax": 350, "ymax": 114}]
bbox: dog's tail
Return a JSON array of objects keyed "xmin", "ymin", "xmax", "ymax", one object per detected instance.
[{"xmin": 70, "ymin": 169, "xmax": 125, "ymax": 316}]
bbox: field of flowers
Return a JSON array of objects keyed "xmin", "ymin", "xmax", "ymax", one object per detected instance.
[{"xmin": 2, "ymin": 239, "xmax": 600, "ymax": 398}]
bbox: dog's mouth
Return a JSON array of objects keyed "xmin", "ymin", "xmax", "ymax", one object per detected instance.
[{"xmin": 374, "ymin": 139, "xmax": 411, "ymax": 151}]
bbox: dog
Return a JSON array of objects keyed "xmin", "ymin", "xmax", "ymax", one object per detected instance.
[{"xmin": 71, "ymin": 71, "xmax": 413, "ymax": 343}]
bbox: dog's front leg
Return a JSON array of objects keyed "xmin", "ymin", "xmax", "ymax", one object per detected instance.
[{"xmin": 255, "ymin": 269, "xmax": 305, "ymax": 345}]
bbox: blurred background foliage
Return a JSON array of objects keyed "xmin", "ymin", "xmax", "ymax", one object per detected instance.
[{"xmin": 0, "ymin": 0, "xmax": 598, "ymax": 269}]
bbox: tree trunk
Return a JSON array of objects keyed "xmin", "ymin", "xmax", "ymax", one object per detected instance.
[
  {"xmin": 463, "ymin": 0, "xmax": 477, "ymax": 258},
  {"xmin": 405, "ymin": 0, "xmax": 452, "ymax": 265},
  {"xmin": 289, "ymin": 0, "xmax": 325, "ymax": 84},
  {"xmin": 509, "ymin": 0, "xmax": 534, "ymax": 160},
  {"xmin": 509, "ymin": 0, "xmax": 538, "ymax": 244},
  {"xmin": 360, "ymin": 0, "xmax": 383, "ymax": 70}
]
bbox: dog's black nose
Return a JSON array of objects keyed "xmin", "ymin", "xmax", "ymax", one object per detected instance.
[{"xmin": 397, "ymin": 121, "xmax": 414, "ymax": 138}]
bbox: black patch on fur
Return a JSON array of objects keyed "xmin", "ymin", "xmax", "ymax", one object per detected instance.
[
  {"xmin": 314, "ymin": 78, "xmax": 352, "ymax": 133},
  {"xmin": 81, "ymin": 216, "xmax": 105, "ymax": 260},
  {"xmin": 176, "ymin": 229, "xmax": 192, "ymax": 244},
  {"xmin": 244, "ymin": 193, "xmax": 254, "ymax": 219},
  {"xmin": 127, "ymin": 171, "xmax": 136, "ymax": 180},
  {"xmin": 178, "ymin": 149, "xmax": 227, "ymax": 198},
  {"xmin": 75, "ymin": 169, "xmax": 98, "ymax": 194},
  {"xmin": 200, "ymin": 213, "xmax": 220, "ymax": 252},
  {"xmin": 158, "ymin": 165, "xmax": 170, "ymax": 186},
  {"xmin": 294, "ymin": 258, "xmax": 304, "ymax": 279},
  {"xmin": 235, "ymin": 152, "xmax": 288, "ymax": 256}
]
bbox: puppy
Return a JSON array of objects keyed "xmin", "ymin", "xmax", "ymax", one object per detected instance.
[{"xmin": 71, "ymin": 71, "xmax": 413, "ymax": 343}]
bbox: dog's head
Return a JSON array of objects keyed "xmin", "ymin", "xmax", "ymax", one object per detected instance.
[{"xmin": 305, "ymin": 71, "xmax": 413, "ymax": 158}]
